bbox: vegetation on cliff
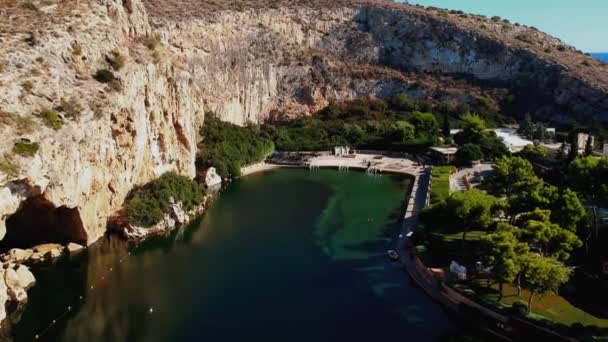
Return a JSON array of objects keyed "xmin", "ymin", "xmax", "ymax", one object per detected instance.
[
  {"xmin": 125, "ymin": 172, "xmax": 205, "ymax": 227},
  {"xmin": 197, "ymin": 113, "xmax": 275, "ymax": 178}
]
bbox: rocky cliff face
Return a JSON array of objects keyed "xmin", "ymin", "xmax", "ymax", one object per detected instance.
[{"xmin": 0, "ymin": 0, "xmax": 607, "ymax": 250}]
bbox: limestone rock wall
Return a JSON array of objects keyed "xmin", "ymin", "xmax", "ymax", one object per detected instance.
[{"xmin": 0, "ymin": 0, "xmax": 204, "ymax": 245}]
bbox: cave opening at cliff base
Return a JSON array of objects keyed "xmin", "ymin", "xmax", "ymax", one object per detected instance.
[{"xmin": 0, "ymin": 195, "xmax": 88, "ymax": 253}]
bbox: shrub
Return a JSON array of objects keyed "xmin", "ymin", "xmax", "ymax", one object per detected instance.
[
  {"xmin": 125, "ymin": 172, "xmax": 206, "ymax": 227},
  {"xmin": 511, "ymin": 301, "xmax": 529, "ymax": 316},
  {"xmin": 21, "ymin": 81, "xmax": 33, "ymax": 92},
  {"xmin": 58, "ymin": 97, "xmax": 83, "ymax": 119},
  {"xmin": 20, "ymin": 1, "xmax": 37, "ymax": 11},
  {"xmin": 12, "ymin": 141, "xmax": 39, "ymax": 157},
  {"xmin": 94, "ymin": 69, "xmax": 116, "ymax": 83},
  {"xmin": 0, "ymin": 111, "xmax": 36, "ymax": 133},
  {"xmin": 108, "ymin": 79, "xmax": 122, "ymax": 92},
  {"xmin": 389, "ymin": 93, "xmax": 417, "ymax": 111},
  {"xmin": 72, "ymin": 42, "xmax": 82, "ymax": 56},
  {"xmin": 105, "ymin": 51, "xmax": 125, "ymax": 71},
  {"xmin": 35, "ymin": 57, "xmax": 44, "ymax": 63},
  {"xmin": 144, "ymin": 34, "xmax": 161, "ymax": 50},
  {"xmin": 39, "ymin": 108, "xmax": 62, "ymax": 130},
  {"xmin": 0, "ymin": 157, "xmax": 19, "ymax": 177},
  {"xmin": 557, "ymin": 45, "xmax": 567, "ymax": 52}
]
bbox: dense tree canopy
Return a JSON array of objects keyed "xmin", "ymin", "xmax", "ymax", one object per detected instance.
[
  {"xmin": 518, "ymin": 209, "xmax": 582, "ymax": 261},
  {"xmin": 198, "ymin": 114, "xmax": 274, "ymax": 178},
  {"xmin": 455, "ymin": 143, "xmax": 482, "ymax": 166},
  {"xmin": 125, "ymin": 172, "xmax": 206, "ymax": 227},
  {"xmin": 481, "ymin": 223, "xmax": 530, "ymax": 296}
]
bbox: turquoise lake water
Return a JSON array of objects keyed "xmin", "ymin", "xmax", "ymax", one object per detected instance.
[{"xmin": 11, "ymin": 169, "xmax": 455, "ymax": 341}]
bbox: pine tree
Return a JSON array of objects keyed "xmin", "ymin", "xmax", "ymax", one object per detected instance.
[
  {"xmin": 442, "ymin": 113, "xmax": 451, "ymax": 137},
  {"xmin": 567, "ymin": 134, "xmax": 579, "ymax": 162},
  {"xmin": 584, "ymin": 135, "xmax": 594, "ymax": 156},
  {"xmin": 520, "ymin": 113, "xmax": 534, "ymax": 138},
  {"xmin": 556, "ymin": 142, "xmax": 567, "ymax": 161}
]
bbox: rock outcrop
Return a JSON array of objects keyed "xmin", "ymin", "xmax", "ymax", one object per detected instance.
[{"xmin": 0, "ymin": 0, "xmax": 607, "ymax": 251}]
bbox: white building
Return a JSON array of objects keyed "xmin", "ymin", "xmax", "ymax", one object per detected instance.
[
  {"xmin": 577, "ymin": 133, "xmax": 594, "ymax": 151},
  {"xmin": 603, "ymin": 144, "xmax": 608, "ymax": 157},
  {"xmin": 493, "ymin": 128, "xmax": 533, "ymax": 153}
]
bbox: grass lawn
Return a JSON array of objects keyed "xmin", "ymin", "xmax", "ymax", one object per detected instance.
[
  {"xmin": 464, "ymin": 279, "xmax": 608, "ymax": 330},
  {"xmin": 425, "ymin": 229, "xmax": 485, "ymax": 268},
  {"xmin": 430, "ymin": 166, "xmax": 454, "ymax": 206}
]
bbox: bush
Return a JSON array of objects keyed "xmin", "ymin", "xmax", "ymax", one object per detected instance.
[
  {"xmin": 94, "ymin": 69, "xmax": 116, "ymax": 83},
  {"xmin": 105, "ymin": 51, "xmax": 125, "ymax": 71},
  {"xmin": 0, "ymin": 157, "xmax": 19, "ymax": 177},
  {"xmin": 511, "ymin": 301, "xmax": 529, "ymax": 316},
  {"xmin": 12, "ymin": 141, "xmax": 39, "ymax": 157},
  {"xmin": 58, "ymin": 97, "xmax": 83, "ymax": 120},
  {"xmin": 125, "ymin": 172, "xmax": 206, "ymax": 227},
  {"xmin": 72, "ymin": 42, "xmax": 82, "ymax": 56},
  {"xmin": 39, "ymin": 108, "xmax": 62, "ymax": 130},
  {"xmin": 21, "ymin": 81, "xmax": 33, "ymax": 92},
  {"xmin": 144, "ymin": 34, "xmax": 161, "ymax": 50}
]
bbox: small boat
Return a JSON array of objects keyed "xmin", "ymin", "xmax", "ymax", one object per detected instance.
[{"xmin": 387, "ymin": 250, "xmax": 399, "ymax": 261}]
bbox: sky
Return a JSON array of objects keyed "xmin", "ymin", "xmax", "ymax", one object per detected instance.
[{"xmin": 404, "ymin": 0, "xmax": 607, "ymax": 52}]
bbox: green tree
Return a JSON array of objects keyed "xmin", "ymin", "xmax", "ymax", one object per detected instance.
[
  {"xmin": 519, "ymin": 112, "xmax": 534, "ymax": 139},
  {"xmin": 551, "ymin": 189, "xmax": 586, "ymax": 232},
  {"xmin": 567, "ymin": 134, "xmax": 579, "ymax": 162},
  {"xmin": 568, "ymin": 156, "xmax": 608, "ymax": 238},
  {"xmin": 455, "ymin": 143, "xmax": 482, "ymax": 166},
  {"xmin": 445, "ymin": 189, "xmax": 497, "ymax": 242},
  {"xmin": 479, "ymin": 133, "xmax": 509, "ymax": 161},
  {"xmin": 584, "ymin": 135, "xmax": 594, "ymax": 156},
  {"xmin": 483, "ymin": 156, "xmax": 537, "ymax": 200},
  {"xmin": 523, "ymin": 255, "xmax": 571, "ymax": 313},
  {"xmin": 442, "ymin": 113, "xmax": 451, "ymax": 137},
  {"xmin": 391, "ymin": 121, "xmax": 415, "ymax": 143},
  {"xmin": 481, "ymin": 224, "xmax": 530, "ymax": 297},
  {"xmin": 518, "ymin": 209, "xmax": 582, "ymax": 261},
  {"xmin": 556, "ymin": 142, "xmax": 567, "ymax": 161},
  {"xmin": 454, "ymin": 113, "xmax": 487, "ymax": 145},
  {"xmin": 389, "ymin": 93, "xmax": 417, "ymax": 111},
  {"xmin": 409, "ymin": 111, "xmax": 439, "ymax": 137},
  {"xmin": 519, "ymin": 144, "xmax": 547, "ymax": 160}
]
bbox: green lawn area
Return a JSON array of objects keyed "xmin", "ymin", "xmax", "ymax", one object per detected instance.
[
  {"xmin": 430, "ymin": 166, "xmax": 454, "ymax": 205},
  {"xmin": 425, "ymin": 229, "xmax": 485, "ymax": 268},
  {"xmin": 463, "ymin": 280, "xmax": 608, "ymax": 330}
]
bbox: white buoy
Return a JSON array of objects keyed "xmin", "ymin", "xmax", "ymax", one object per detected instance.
[{"xmin": 149, "ymin": 307, "xmax": 154, "ymax": 314}]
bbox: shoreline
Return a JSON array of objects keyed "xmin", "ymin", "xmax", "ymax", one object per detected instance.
[{"xmin": 239, "ymin": 153, "xmax": 424, "ymax": 178}]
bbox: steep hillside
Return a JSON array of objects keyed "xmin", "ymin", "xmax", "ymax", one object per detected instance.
[{"xmin": 0, "ymin": 0, "xmax": 607, "ymax": 250}]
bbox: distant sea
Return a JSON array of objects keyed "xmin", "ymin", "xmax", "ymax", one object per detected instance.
[{"xmin": 591, "ymin": 53, "xmax": 608, "ymax": 62}]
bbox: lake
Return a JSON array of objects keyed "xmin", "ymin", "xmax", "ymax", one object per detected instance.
[{"xmin": 11, "ymin": 169, "xmax": 455, "ymax": 341}]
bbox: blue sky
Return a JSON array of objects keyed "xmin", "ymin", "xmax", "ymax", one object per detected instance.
[{"xmin": 404, "ymin": 0, "xmax": 607, "ymax": 52}]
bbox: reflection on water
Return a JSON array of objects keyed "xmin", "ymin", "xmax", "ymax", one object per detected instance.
[{"xmin": 13, "ymin": 169, "xmax": 452, "ymax": 341}]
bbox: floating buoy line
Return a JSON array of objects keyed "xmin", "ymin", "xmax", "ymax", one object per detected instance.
[{"xmin": 33, "ymin": 250, "xmax": 150, "ymax": 341}]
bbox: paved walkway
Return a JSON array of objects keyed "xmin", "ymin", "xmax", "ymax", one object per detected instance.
[{"xmin": 450, "ymin": 163, "xmax": 493, "ymax": 192}]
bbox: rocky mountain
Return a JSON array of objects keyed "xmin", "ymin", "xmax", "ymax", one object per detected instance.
[{"xmin": 0, "ymin": 0, "xmax": 607, "ymax": 250}]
